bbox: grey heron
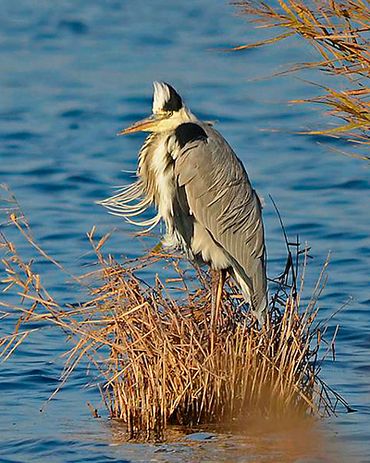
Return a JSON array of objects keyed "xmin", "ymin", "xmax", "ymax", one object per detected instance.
[{"xmin": 101, "ymin": 82, "xmax": 267, "ymax": 323}]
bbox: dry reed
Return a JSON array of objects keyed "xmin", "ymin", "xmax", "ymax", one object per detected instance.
[
  {"xmin": 233, "ymin": 0, "xmax": 370, "ymax": 156},
  {"xmin": 0, "ymin": 192, "xmax": 350, "ymax": 441}
]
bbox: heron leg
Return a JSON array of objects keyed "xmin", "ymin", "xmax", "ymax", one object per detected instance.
[
  {"xmin": 210, "ymin": 269, "xmax": 226, "ymax": 351},
  {"xmin": 216, "ymin": 269, "xmax": 226, "ymax": 317}
]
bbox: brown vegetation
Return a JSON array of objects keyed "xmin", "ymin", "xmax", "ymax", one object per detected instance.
[
  {"xmin": 0, "ymin": 192, "xmax": 350, "ymax": 441},
  {"xmin": 234, "ymin": 0, "xmax": 370, "ymax": 157}
]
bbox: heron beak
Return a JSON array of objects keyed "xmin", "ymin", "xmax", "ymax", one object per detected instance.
[{"xmin": 117, "ymin": 115, "xmax": 160, "ymax": 135}]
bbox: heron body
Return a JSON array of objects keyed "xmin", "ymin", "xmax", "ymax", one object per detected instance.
[{"xmin": 101, "ymin": 82, "xmax": 268, "ymax": 321}]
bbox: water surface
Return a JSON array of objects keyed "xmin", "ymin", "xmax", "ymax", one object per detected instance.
[{"xmin": 0, "ymin": 1, "xmax": 369, "ymax": 462}]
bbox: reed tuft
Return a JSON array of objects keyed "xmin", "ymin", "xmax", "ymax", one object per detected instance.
[{"xmin": 0, "ymin": 197, "xmax": 349, "ymax": 441}]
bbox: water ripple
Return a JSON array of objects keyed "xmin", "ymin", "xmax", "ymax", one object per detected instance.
[{"xmin": 0, "ymin": 0, "xmax": 369, "ymax": 462}]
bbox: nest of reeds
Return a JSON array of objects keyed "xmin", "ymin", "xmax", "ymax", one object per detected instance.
[{"xmin": 0, "ymin": 195, "xmax": 350, "ymax": 441}]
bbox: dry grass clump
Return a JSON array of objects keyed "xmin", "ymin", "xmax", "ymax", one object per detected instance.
[
  {"xmin": 0, "ymin": 206, "xmax": 349, "ymax": 441},
  {"xmin": 233, "ymin": 0, "xmax": 370, "ymax": 156}
]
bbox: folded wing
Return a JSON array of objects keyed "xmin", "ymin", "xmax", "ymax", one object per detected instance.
[{"xmin": 174, "ymin": 125, "xmax": 267, "ymax": 316}]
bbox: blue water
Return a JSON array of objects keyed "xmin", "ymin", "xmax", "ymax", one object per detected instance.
[{"xmin": 0, "ymin": 0, "xmax": 369, "ymax": 461}]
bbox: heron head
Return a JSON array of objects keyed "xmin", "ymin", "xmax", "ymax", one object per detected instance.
[{"xmin": 118, "ymin": 82, "xmax": 193, "ymax": 135}]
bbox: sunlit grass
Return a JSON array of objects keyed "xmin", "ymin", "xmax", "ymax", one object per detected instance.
[
  {"xmin": 0, "ymin": 189, "xmax": 351, "ymax": 441},
  {"xmin": 233, "ymin": 0, "xmax": 369, "ymax": 156}
]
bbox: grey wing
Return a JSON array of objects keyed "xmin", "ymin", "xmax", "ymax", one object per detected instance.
[{"xmin": 174, "ymin": 128, "xmax": 267, "ymax": 316}]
